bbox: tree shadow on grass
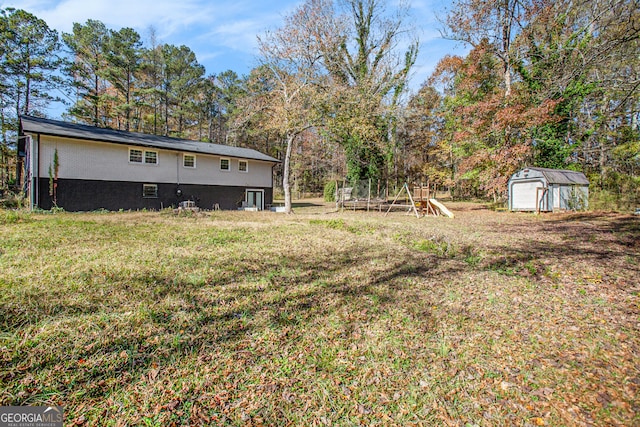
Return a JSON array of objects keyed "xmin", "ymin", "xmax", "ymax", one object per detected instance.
[
  {"xmin": 478, "ymin": 213, "xmax": 639, "ymax": 281},
  {"xmin": 7, "ymin": 211, "xmax": 637, "ymax": 405},
  {"xmin": 291, "ymin": 201, "xmax": 324, "ymax": 208},
  {"xmin": 2, "ymin": 241, "xmax": 471, "ymax": 408}
]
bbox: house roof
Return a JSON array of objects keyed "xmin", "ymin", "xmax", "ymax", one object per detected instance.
[
  {"xmin": 19, "ymin": 115, "xmax": 279, "ymax": 163},
  {"xmin": 527, "ymin": 167, "xmax": 589, "ymax": 185}
]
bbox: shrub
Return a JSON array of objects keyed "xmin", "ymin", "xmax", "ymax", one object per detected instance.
[
  {"xmin": 588, "ymin": 172, "xmax": 640, "ymax": 212},
  {"xmin": 589, "ymin": 187, "xmax": 639, "ymax": 212},
  {"xmin": 273, "ymin": 187, "xmax": 285, "ymax": 201},
  {"xmin": 0, "ymin": 209, "xmax": 32, "ymax": 224},
  {"xmin": 0, "ymin": 192, "xmax": 26, "ymax": 209},
  {"xmin": 323, "ymin": 180, "xmax": 337, "ymax": 202}
]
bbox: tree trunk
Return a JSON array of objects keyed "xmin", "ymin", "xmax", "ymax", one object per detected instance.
[
  {"xmin": 283, "ymin": 133, "xmax": 295, "ymax": 214},
  {"xmin": 94, "ymin": 74, "xmax": 99, "ymax": 126},
  {"xmin": 503, "ymin": 60, "xmax": 512, "ymax": 98},
  {"xmin": 125, "ymin": 72, "xmax": 131, "ymax": 131},
  {"xmin": 501, "ymin": 0, "xmax": 513, "ymax": 98},
  {"xmin": 164, "ymin": 88, "xmax": 169, "ymax": 136},
  {"xmin": 25, "ymin": 70, "xmax": 31, "ymax": 114}
]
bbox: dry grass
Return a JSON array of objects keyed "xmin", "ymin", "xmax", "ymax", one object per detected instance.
[{"xmin": 0, "ymin": 201, "xmax": 638, "ymax": 426}]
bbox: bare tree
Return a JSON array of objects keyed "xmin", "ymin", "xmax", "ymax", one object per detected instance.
[
  {"xmin": 441, "ymin": 0, "xmax": 533, "ymax": 97},
  {"xmin": 249, "ymin": 1, "xmax": 327, "ymax": 213}
]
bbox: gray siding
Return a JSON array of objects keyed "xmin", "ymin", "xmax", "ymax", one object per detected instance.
[
  {"xmin": 558, "ymin": 185, "xmax": 588, "ymax": 210},
  {"xmin": 36, "ymin": 135, "xmax": 274, "ymax": 187}
]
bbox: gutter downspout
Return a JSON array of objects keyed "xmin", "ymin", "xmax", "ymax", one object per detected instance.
[
  {"xmin": 26, "ymin": 135, "xmax": 34, "ymax": 210},
  {"xmin": 176, "ymin": 153, "xmax": 180, "ymax": 187},
  {"xmin": 36, "ymin": 134, "xmax": 40, "ymax": 209},
  {"xmin": 27, "ymin": 134, "xmax": 39, "ymax": 210}
]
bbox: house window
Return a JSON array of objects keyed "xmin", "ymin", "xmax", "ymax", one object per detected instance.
[
  {"xmin": 143, "ymin": 184, "xmax": 158, "ymax": 198},
  {"xmin": 130, "ymin": 148, "xmax": 158, "ymax": 165},
  {"xmin": 238, "ymin": 160, "xmax": 248, "ymax": 173},
  {"xmin": 145, "ymin": 150, "xmax": 158, "ymax": 165},
  {"xmin": 220, "ymin": 158, "xmax": 230, "ymax": 171},
  {"xmin": 183, "ymin": 154, "xmax": 196, "ymax": 168},
  {"xmin": 129, "ymin": 148, "xmax": 143, "ymax": 163}
]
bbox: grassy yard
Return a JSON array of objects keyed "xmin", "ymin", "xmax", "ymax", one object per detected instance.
[{"xmin": 0, "ymin": 202, "xmax": 638, "ymax": 426}]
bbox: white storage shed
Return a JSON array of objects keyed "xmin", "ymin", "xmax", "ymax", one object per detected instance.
[{"xmin": 508, "ymin": 167, "xmax": 589, "ymax": 212}]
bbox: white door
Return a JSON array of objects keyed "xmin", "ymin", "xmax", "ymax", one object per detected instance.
[
  {"xmin": 553, "ymin": 186, "xmax": 560, "ymax": 210},
  {"xmin": 511, "ymin": 180, "xmax": 544, "ymax": 211}
]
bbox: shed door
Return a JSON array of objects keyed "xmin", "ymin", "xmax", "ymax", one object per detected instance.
[
  {"xmin": 553, "ymin": 186, "xmax": 560, "ymax": 209},
  {"xmin": 511, "ymin": 180, "xmax": 544, "ymax": 211}
]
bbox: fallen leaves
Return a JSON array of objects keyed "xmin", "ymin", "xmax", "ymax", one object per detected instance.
[
  {"xmin": 531, "ymin": 416, "xmax": 546, "ymax": 426},
  {"xmin": 531, "ymin": 387, "xmax": 554, "ymax": 400},
  {"xmin": 0, "ymin": 207, "xmax": 637, "ymax": 426}
]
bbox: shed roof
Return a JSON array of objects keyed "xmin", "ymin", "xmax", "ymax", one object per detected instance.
[
  {"xmin": 20, "ymin": 115, "xmax": 279, "ymax": 163},
  {"xmin": 526, "ymin": 167, "xmax": 589, "ymax": 185}
]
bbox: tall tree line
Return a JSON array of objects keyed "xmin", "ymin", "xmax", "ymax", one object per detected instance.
[
  {"xmin": 62, "ymin": 21, "xmax": 240, "ymax": 141},
  {"xmin": 1, "ymin": 1, "xmax": 637, "ymax": 210},
  {"xmin": 402, "ymin": 0, "xmax": 639, "ymax": 206},
  {"xmin": 0, "ymin": 8, "xmax": 62, "ymax": 189},
  {"xmin": 245, "ymin": 0, "xmax": 637, "ymax": 208},
  {"xmin": 0, "ymin": 8, "xmax": 247, "ymax": 190}
]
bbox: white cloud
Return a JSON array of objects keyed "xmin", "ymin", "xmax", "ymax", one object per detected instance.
[
  {"xmin": 207, "ymin": 19, "xmax": 265, "ymax": 52},
  {"xmin": 204, "ymin": 14, "xmax": 281, "ymax": 52},
  {"xmin": 1, "ymin": 0, "xmax": 467, "ymax": 87},
  {"xmin": 0, "ymin": 0, "xmax": 272, "ymax": 38},
  {"xmin": 0, "ymin": 0, "xmax": 297, "ymax": 74}
]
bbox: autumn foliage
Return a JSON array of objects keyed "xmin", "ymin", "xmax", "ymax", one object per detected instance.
[
  {"xmin": 402, "ymin": 0, "xmax": 639, "ymax": 204},
  {"xmin": 1, "ymin": 0, "xmax": 638, "ymax": 205}
]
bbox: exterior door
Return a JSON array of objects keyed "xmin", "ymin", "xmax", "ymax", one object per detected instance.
[
  {"xmin": 553, "ymin": 186, "xmax": 561, "ymax": 210},
  {"xmin": 246, "ymin": 189, "xmax": 264, "ymax": 210},
  {"xmin": 511, "ymin": 180, "xmax": 544, "ymax": 211}
]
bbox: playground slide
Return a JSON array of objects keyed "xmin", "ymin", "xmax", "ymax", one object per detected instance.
[{"xmin": 429, "ymin": 199, "xmax": 454, "ymax": 218}]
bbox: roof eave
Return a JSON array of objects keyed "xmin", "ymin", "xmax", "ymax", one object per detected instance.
[{"xmin": 20, "ymin": 115, "xmax": 280, "ymax": 163}]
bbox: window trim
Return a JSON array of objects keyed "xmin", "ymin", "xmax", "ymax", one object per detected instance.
[
  {"xmin": 245, "ymin": 189, "xmax": 265, "ymax": 210},
  {"xmin": 129, "ymin": 148, "xmax": 143, "ymax": 164},
  {"xmin": 144, "ymin": 150, "xmax": 158, "ymax": 165},
  {"xmin": 238, "ymin": 159, "xmax": 248, "ymax": 173},
  {"xmin": 220, "ymin": 157, "xmax": 230, "ymax": 171},
  {"xmin": 183, "ymin": 153, "xmax": 196, "ymax": 168},
  {"xmin": 142, "ymin": 184, "xmax": 158, "ymax": 198},
  {"xmin": 129, "ymin": 147, "xmax": 158, "ymax": 165}
]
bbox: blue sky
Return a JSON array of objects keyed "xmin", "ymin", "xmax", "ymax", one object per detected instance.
[{"xmin": 2, "ymin": 0, "xmax": 468, "ymax": 94}]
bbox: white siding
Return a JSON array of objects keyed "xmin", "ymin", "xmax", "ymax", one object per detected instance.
[{"xmin": 36, "ymin": 135, "xmax": 273, "ymax": 187}]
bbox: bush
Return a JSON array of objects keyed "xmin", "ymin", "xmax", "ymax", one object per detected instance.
[
  {"xmin": 588, "ymin": 172, "xmax": 640, "ymax": 212},
  {"xmin": 323, "ymin": 181, "xmax": 336, "ymax": 202},
  {"xmin": 0, "ymin": 209, "xmax": 32, "ymax": 224},
  {"xmin": 589, "ymin": 188, "xmax": 637, "ymax": 212},
  {"xmin": 273, "ymin": 187, "xmax": 284, "ymax": 201},
  {"xmin": 0, "ymin": 192, "xmax": 26, "ymax": 209}
]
